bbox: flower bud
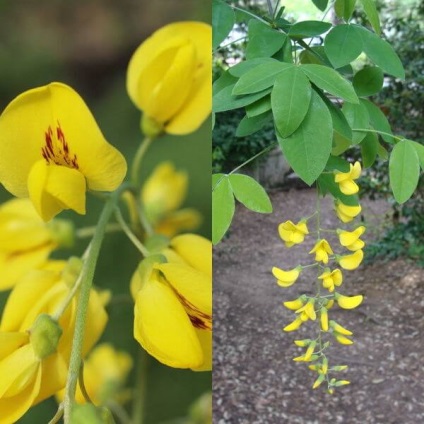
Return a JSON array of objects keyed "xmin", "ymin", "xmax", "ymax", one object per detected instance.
[{"xmin": 29, "ymin": 314, "xmax": 62, "ymax": 359}]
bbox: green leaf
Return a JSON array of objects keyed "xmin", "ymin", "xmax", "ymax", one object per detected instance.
[
  {"xmin": 232, "ymin": 62, "xmax": 293, "ymax": 95},
  {"xmin": 229, "ymin": 58, "xmax": 278, "ymax": 77},
  {"xmin": 361, "ymin": 99, "xmax": 394, "ymax": 143},
  {"xmin": 360, "ymin": 132, "xmax": 378, "ymax": 168},
  {"xmin": 289, "ymin": 21, "xmax": 332, "ymax": 38},
  {"xmin": 246, "ymin": 20, "xmax": 287, "ymax": 59},
  {"xmin": 325, "ymin": 155, "xmax": 351, "ymax": 172},
  {"xmin": 377, "ymin": 142, "xmax": 389, "ymax": 160},
  {"xmin": 311, "ymin": 0, "xmax": 329, "ymax": 11},
  {"xmin": 411, "ymin": 141, "xmax": 424, "ymax": 170},
  {"xmin": 213, "ymin": 71, "xmax": 238, "ymax": 94},
  {"xmin": 272, "ymin": 66, "xmax": 312, "ymax": 138},
  {"xmin": 355, "ymin": 26, "xmax": 405, "ymax": 79},
  {"xmin": 246, "ymin": 96, "xmax": 272, "ymax": 117},
  {"xmin": 278, "ymin": 91, "xmax": 333, "ymax": 185},
  {"xmin": 334, "ymin": 0, "xmax": 357, "ymax": 20},
  {"xmin": 213, "ymin": 85, "xmax": 272, "ymax": 112},
  {"xmin": 212, "ymin": 0, "xmax": 235, "ymax": 49},
  {"xmin": 389, "ymin": 139, "xmax": 420, "ymax": 204},
  {"xmin": 236, "ymin": 112, "xmax": 272, "ymax": 137},
  {"xmin": 299, "ymin": 46, "xmax": 332, "ymax": 66},
  {"xmin": 353, "ymin": 66, "xmax": 384, "ymax": 96},
  {"xmin": 359, "ymin": 0, "xmax": 381, "ymax": 35},
  {"xmin": 229, "ymin": 174, "xmax": 273, "ymax": 213},
  {"xmin": 324, "ymin": 24, "xmax": 363, "ymax": 68},
  {"xmin": 342, "ymin": 102, "xmax": 369, "ymax": 144},
  {"xmin": 301, "ymin": 64, "xmax": 359, "ymax": 103},
  {"xmin": 212, "ymin": 176, "xmax": 235, "ymax": 244},
  {"xmin": 212, "ymin": 173, "xmax": 225, "ymax": 188}
]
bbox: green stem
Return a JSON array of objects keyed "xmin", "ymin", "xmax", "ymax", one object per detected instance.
[
  {"xmin": 230, "ymin": 5, "xmax": 270, "ymax": 25},
  {"xmin": 352, "ymin": 128, "xmax": 401, "ymax": 142},
  {"xmin": 115, "ymin": 207, "xmax": 150, "ymax": 256},
  {"xmin": 63, "ymin": 183, "xmax": 131, "ymax": 423},
  {"xmin": 132, "ymin": 349, "xmax": 149, "ymax": 424},
  {"xmin": 229, "ymin": 142, "xmax": 277, "ymax": 176},
  {"xmin": 131, "ymin": 137, "xmax": 153, "ymax": 185},
  {"xmin": 76, "ymin": 223, "xmax": 123, "ymax": 239},
  {"xmin": 48, "ymin": 405, "xmax": 64, "ymax": 424}
]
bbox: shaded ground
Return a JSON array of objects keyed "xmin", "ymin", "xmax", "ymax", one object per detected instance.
[{"xmin": 213, "ymin": 189, "xmax": 424, "ymax": 424}]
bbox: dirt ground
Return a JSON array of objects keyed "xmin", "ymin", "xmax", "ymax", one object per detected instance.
[{"xmin": 213, "ymin": 188, "xmax": 424, "ymax": 424}]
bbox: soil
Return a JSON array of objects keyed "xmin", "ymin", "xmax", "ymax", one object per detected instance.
[{"xmin": 213, "ymin": 188, "xmax": 424, "ymax": 424}]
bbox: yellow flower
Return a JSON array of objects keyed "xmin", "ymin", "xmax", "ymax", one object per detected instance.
[
  {"xmin": 329, "ymin": 320, "xmax": 353, "ymax": 336},
  {"xmin": 296, "ymin": 299, "xmax": 316, "ymax": 321},
  {"xmin": 335, "ymin": 293, "xmax": 363, "ymax": 309},
  {"xmin": 334, "ymin": 161, "xmax": 361, "ymax": 195},
  {"xmin": 318, "ymin": 268, "xmax": 343, "ymax": 292},
  {"xmin": 335, "ymin": 201, "xmax": 362, "ymax": 223},
  {"xmin": 131, "ymin": 234, "xmax": 211, "ymax": 371},
  {"xmin": 0, "ymin": 198, "xmax": 74, "ymax": 290},
  {"xmin": 56, "ymin": 343, "xmax": 133, "ymax": 406},
  {"xmin": 0, "ymin": 83, "xmax": 127, "ymax": 221},
  {"xmin": 338, "ymin": 249, "xmax": 364, "ymax": 270},
  {"xmin": 320, "ymin": 308, "xmax": 329, "ymax": 331},
  {"xmin": 283, "ymin": 297, "xmax": 305, "ymax": 310},
  {"xmin": 272, "ymin": 266, "xmax": 301, "ymax": 287},
  {"xmin": 283, "ymin": 316, "xmax": 303, "ymax": 332},
  {"xmin": 142, "ymin": 162, "xmax": 201, "ymax": 237},
  {"xmin": 309, "ymin": 239, "xmax": 333, "ymax": 264},
  {"xmin": 338, "ymin": 226, "xmax": 366, "ymax": 251},
  {"xmin": 0, "ymin": 259, "xmax": 107, "ymax": 423},
  {"xmin": 334, "ymin": 333, "xmax": 354, "ymax": 345},
  {"xmin": 278, "ymin": 220, "xmax": 309, "ymax": 247},
  {"xmin": 127, "ymin": 22, "xmax": 212, "ymax": 136}
]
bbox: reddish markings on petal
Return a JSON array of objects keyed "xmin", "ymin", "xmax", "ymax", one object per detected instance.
[
  {"xmin": 175, "ymin": 291, "xmax": 212, "ymax": 331},
  {"xmin": 41, "ymin": 122, "xmax": 79, "ymax": 169}
]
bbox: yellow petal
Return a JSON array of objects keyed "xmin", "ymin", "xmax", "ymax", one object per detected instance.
[
  {"xmin": 330, "ymin": 320, "xmax": 353, "ymax": 336},
  {"xmin": 28, "ymin": 160, "xmax": 86, "ymax": 221},
  {"xmin": 338, "ymin": 179, "xmax": 359, "ymax": 195},
  {"xmin": 0, "ymin": 198, "xmax": 51, "ymax": 251},
  {"xmin": 272, "ymin": 266, "xmax": 300, "ymax": 286},
  {"xmin": 0, "ymin": 332, "xmax": 29, "ymax": 359},
  {"xmin": 127, "ymin": 22, "xmax": 211, "ymax": 135},
  {"xmin": 155, "ymin": 263, "xmax": 212, "ymax": 317},
  {"xmin": 334, "ymin": 333, "xmax": 354, "ymax": 345},
  {"xmin": 320, "ymin": 308, "xmax": 329, "ymax": 331},
  {"xmin": 170, "ymin": 234, "xmax": 212, "ymax": 278},
  {"xmin": 283, "ymin": 316, "xmax": 303, "ymax": 332},
  {"xmin": 283, "ymin": 298, "xmax": 304, "ymax": 310},
  {"xmin": 336, "ymin": 294, "xmax": 363, "ymax": 309},
  {"xmin": 0, "ymin": 83, "xmax": 126, "ymax": 198},
  {"xmin": 338, "ymin": 249, "xmax": 364, "ymax": 270},
  {"xmin": 133, "ymin": 278, "xmax": 203, "ymax": 369},
  {"xmin": 338, "ymin": 226, "xmax": 366, "ymax": 247},
  {"xmin": 154, "ymin": 209, "xmax": 202, "ymax": 238},
  {"xmin": 192, "ymin": 329, "xmax": 212, "ymax": 372},
  {"xmin": 351, "ymin": 161, "xmax": 362, "ymax": 179}
]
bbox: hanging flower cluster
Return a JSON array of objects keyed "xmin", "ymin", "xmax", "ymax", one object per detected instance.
[{"xmin": 272, "ymin": 161, "xmax": 365, "ymax": 393}]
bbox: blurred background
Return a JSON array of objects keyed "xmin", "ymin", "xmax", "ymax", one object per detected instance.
[{"xmin": 0, "ymin": 0, "xmax": 211, "ymax": 422}]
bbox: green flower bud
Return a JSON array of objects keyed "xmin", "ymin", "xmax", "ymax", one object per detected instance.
[
  {"xmin": 47, "ymin": 219, "xmax": 75, "ymax": 248},
  {"xmin": 71, "ymin": 404, "xmax": 116, "ymax": 424},
  {"xmin": 29, "ymin": 314, "xmax": 62, "ymax": 359}
]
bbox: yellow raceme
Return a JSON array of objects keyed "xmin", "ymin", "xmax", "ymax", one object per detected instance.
[
  {"xmin": 0, "ymin": 198, "xmax": 74, "ymax": 290},
  {"xmin": 131, "ymin": 234, "xmax": 212, "ymax": 371},
  {"xmin": 127, "ymin": 21, "xmax": 212, "ymax": 136},
  {"xmin": 0, "ymin": 259, "xmax": 107, "ymax": 423},
  {"xmin": 334, "ymin": 161, "xmax": 362, "ymax": 195},
  {"xmin": 142, "ymin": 162, "xmax": 201, "ymax": 237},
  {"xmin": 0, "ymin": 83, "xmax": 127, "ymax": 221},
  {"xmin": 272, "ymin": 266, "xmax": 301, "ymax": 287},
  {"xmin": 278, "ymin": 220, "xmax": 309, "ymax": 247}
]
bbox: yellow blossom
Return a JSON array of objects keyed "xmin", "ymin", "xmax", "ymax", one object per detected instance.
[
  {"xmin": 142, "ymin": 162, "xmax": 201, "ymax": 237},
  {"xmin": 0, "ymin": 83, "xmax": 127, "ymax": 221},
  {"xmin": 131, "ymin": 234, "xmax": 211, "ymax": 371},
  {"xmin": 283, "ymin": 297, "xmax": 305, "ymax": 310},
  {"xmin": 0, "ymin": 259, "xmax": 107, "ymax": 423},
  {"xmin": 338, "ymin": 249, "xmax": 364, "ymax": 270},
  {"xmin": 334, "ymin": 161, "xmax": 361, "ymax": 195},
  {"xmin": 318, "ymin": 268, "xmax": 343, "ymax": 292},
  {"xmin": 294, "ymin": 339, "xmax": 311, "ymax": 347},
  {"xmin": 338, "ymin": 226, "xmax": 366, "ymax": 251},
  {"xmin": 320, "ymin": 308, "xmax": 329, "ymax": 331},
  {"xmin": 334, "ymin": 333, "xmax": 354, "ymax": 345},
  {"xmin": 309, "ymin": 239, "xmax": 333, "ymax": 264},
  {"xmin": 272, "ymin": 266, "xmax": 301, "ymax": 287},
  {"xmin": 127, "ymin": 22, "xmax": 211, "ymax": 136},
  {"xmin": 296, "ymin": 299, "xmax": 316, "ymax": 321},
  {"xmin": 335, "ymin": 293, "xmax": 363, "ymax": 309},
  {"xmin": 56, "ymin": 343, "xmax": 133, "ymax": 406},
  {"xmin": 312, "ymin": 374, "xmax": 325, "ymax": 389},
  {"xmin": 335, "ymin": 201, "xmax": 362, "ymax": 223},
  {"xmin": 283, "ymin": 316, "xmax": 304, "ymax": 332},
  {"xmin": 278, "ymin": 220, "xmax": 309, "ymax": 247},
  {"xmin": 0, "ymin": 198, "xmax": 74, "ymax": 290},
  {"xmin": 329, "ymin": 320, "xmax": 353, "ymax": 336}
]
